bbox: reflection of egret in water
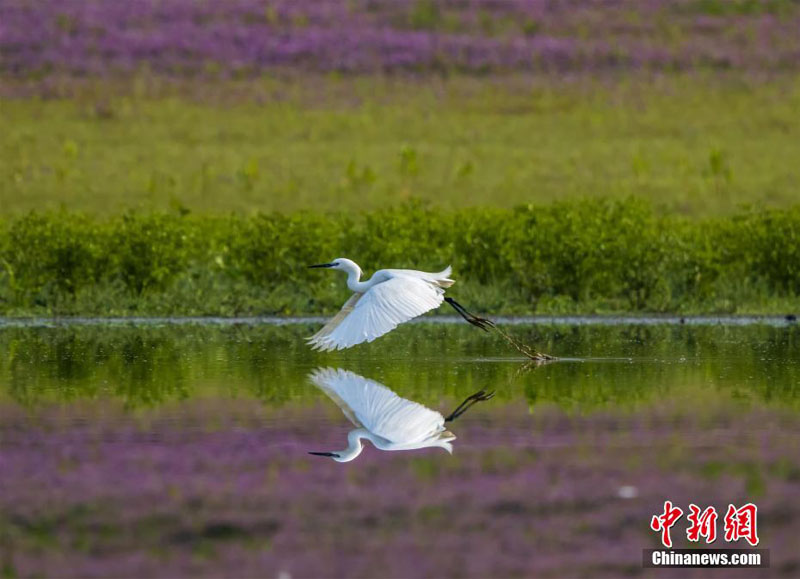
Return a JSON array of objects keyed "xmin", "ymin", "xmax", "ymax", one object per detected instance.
[{"xmin": 308, "ymin": 368, "xmax": 494, "ymax": 463}]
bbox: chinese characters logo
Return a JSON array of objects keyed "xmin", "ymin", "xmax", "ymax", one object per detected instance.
[{"xmin": 650, "ymin": 502, "xmax": 759, "ymax": 548}]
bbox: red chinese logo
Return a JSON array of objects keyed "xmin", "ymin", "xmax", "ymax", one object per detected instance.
[
  {"xmin": 724, "ymin": 503, "xmax": 759, "ymax": 546},
  {"xmin": 650, "ymin": 502, "xmax": 760, "ymax": 547},
  {"xmin": 651, "ymin": 500, "xmax": 683, "ymax": 548},
  {"xmin": 686, "ymin": 504, "xmax": 718, "ymax": 543}
]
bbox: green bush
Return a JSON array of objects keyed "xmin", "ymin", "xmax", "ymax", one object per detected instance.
[
  {"xmin": 451, "ymin": 207, "xmax": 510, "ymax": 285},
  {"xmin": 736, "ymin": 207, "xmax": 800, "ymax": 294},
  {"xmin": 1, "ymin": 199, "xmax": 799, "ymax": 316},
  {"xmin": 503, "ymin": 198, "xmax": 672, "ymax": 308},
  {"xmin": 228, "ymin": 211, "xmax": 346, "ymax": 284},
  {"xmin": 2, "ymin": 212, "xmax": 104, "ymax": 305},
  {"xmin": 346, "ymin": 201, "xmax": 454, "ymax": 272},
  {"xmin": 108, "ymin": 213, "xmax": 190, "ymax": 295}
]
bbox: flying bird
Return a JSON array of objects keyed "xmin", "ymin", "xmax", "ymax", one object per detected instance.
[
  {"xmin": 308, "ymin": 367, "xmax": 495, "ymax": 462},
  {"xmin": 307, "ymin": 258, "xmax": 492, "ymax": 351}
]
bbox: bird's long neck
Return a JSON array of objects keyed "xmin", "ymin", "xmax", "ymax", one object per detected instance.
[
  {"xmin": 344, "ymin": 263, "xmax": 368, "ymax": 293},
  {"xmin": 335, "ymin": 428, "xmax": 369, "ymax": 462}
]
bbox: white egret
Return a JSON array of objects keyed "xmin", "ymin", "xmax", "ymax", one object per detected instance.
[
  {"xmin": 307, "ymin": 258, "xmax": 492, "ymax": 351},
  {"xmin": 308, "ymin": 368, "xmax": 494, "ymax": 462}
]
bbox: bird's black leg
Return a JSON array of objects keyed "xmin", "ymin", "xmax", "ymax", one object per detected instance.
[
  {"xmin": 444, "ymin": 389, "xmax": 496, "ymax": 422},
  {"xmin": 445, "ymin": 297, "xmax": 495, "ymax": 332},
  {"xmin": 446, "ymin": 299, "xmax": 557, "ymax": 362}
]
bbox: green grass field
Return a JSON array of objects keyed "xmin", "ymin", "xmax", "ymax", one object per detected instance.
[{"xmin": 3, "ymin": 74, "xmax": 800, "ymax": 217}]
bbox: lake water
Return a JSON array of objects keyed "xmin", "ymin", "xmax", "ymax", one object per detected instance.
[{"xmin": 1, "ymin": 320, "xmax": 798, "ymax": 577}]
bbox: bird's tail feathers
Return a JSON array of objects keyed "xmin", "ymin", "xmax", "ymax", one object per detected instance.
[{"xmin": 434, "ymin": 265, "xmax": 455, "ymax": 288}]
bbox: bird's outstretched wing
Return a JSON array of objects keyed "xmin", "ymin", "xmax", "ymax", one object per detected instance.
[
  {"xmin": 310, "ymin": 368, "xmax": 444, "ymax": 444},
  {"xmin": 307, "ymin": 293, "xmax": 362, "ymax": 348},
  {"xmin": 307, "ymin": 275, "xmax": 444, "ymax": 351}
]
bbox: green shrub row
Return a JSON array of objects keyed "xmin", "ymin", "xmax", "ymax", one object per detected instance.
[{"xmin": 1, "ymin": 198, "xmax": 798, "ymax": 316}]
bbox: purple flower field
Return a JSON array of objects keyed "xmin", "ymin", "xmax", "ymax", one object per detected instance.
[
  {"xmin": 2, "ymin": 398, "xmax": 798, "ymax": 578},
  {"xmin": 2, "ymin": 0, "xmax": 799, "ymax": 77}
]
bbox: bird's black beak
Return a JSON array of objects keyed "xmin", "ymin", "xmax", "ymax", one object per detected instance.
[
  {"xmin": 308, "ymin": 451, "xmax": 340, "ymax": 457},
  {"xmin": 308, "ymin": 263, "xmax": 335, "ymax": 269}
]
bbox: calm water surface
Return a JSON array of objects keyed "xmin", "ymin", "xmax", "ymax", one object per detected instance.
[{"xmin": 1, "ymin": 322, "xmax": 799, "ymax": 577}]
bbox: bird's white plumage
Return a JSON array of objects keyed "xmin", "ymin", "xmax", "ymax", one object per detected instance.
[
  {"xmin": 310, "ymin": 368, "xmax": 446, "ymax": 444},
  {"xmin": 308, "ymin": 273, "xmax": 447, "ymax": 352}
]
